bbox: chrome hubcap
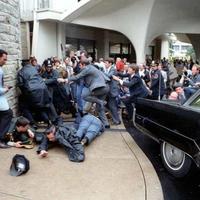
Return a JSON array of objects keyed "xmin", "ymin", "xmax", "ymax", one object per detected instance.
[{"xmin": 163, "ymin": 142, "xmax": 185, "ymax": 170}]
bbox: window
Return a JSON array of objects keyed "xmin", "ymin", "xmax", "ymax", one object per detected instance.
[
  {"xmin": 110, "ymin": 43, "xmax": 121, "ymax": 54},
  {"xmin": 173, "ymin": 45, "xmax": 180, "ymax": 52},
  {"xmin": 181, "ymin": 45, "xmax": 188, "ymax": 51},
  {"xmin": 66, "ymin": 37, "xmax": 95, "ymax": 59},
  {"xmin": 79, "ymin": 39, "xmax": 94, "ymax": 53},
  {"xmin": 122, "ymin": 44, "xmax": 129, "ymax": 54},
  {"xmin": 66, "ymin": 38, "xmax": 78, "ymax": 52},
  {"xmin": 109, "ymin": 42, "xmax": 133, "ymax": 60},
  {"xmin": 190, "ymin": 96, "xmax": 200, "ymax": 108},
  {"xmin": 38, "ymin": 0, "xmax": 50, "ymax": 9}
]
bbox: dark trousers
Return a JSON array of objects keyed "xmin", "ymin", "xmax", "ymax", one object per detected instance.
[
  {"xmin": 82, "ymin": 86, "xmax": 109, "ymax": 106},
  {"xmin": 0, "ymin": 109, "xmax": 13, "ymax": 141},
  {"xmin": 122, "ymin": 97, "xmax": 136, "ymax": 120},
  {"xmin": 107, "ymin": 96, "xmax": 121, "ymax": 123},
  {"xmin": 122, "ymin": 95, "xmax": 150, "ymax": 120}
]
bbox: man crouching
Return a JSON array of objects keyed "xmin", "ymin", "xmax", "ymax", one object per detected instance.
[{"xmin": 37, "ymin": 125, "xmax": 85, "ymax": 162}]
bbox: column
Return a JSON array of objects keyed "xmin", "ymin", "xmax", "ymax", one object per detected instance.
[
  {"xmin": 161, "ymin": 39, "xmax": 169, "ymax": 59},
  {"xmin": 57, "ymin": 22, "xmax": 65, "ymax": 61}
]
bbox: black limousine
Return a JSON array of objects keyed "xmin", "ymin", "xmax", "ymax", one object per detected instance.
[{"xmin": 132, "ymin": 89, "xmax": 200, "ymax": 178}]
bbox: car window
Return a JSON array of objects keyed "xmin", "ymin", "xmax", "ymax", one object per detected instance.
[{"xmin": 190, "ymin": 96, "xmax": 200, "ymax": 108}]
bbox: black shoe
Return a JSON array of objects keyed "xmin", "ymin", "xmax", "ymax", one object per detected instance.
[
  {"xmin": 0, "ymin": 141, "xmax": 11, "ymax": 149},
  {"xmin": 105, "ymin": 125, "xmax": 110, "ymax": 129},
  {"xmin": 112, "ymin": 121, "xmax": 121, "ymax": 125}
]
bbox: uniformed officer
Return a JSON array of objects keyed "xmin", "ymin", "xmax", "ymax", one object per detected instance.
[{"xmin": 150, "ymin": 62, "xmax": 165, "ymax": 100}]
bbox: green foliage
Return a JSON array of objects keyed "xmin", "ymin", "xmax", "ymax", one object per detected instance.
[{"xmin": 186, "ymin": 46, "xmax": 195, "ymax": 60}]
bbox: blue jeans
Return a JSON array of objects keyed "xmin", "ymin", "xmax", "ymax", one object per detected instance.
[{"xmin": 76, "ymin": 114, "xmax": 103, "ymax": 143}]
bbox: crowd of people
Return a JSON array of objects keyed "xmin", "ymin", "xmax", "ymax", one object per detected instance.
[{"xmin": 0, "ymin": 48, "xmax": 200, "ymax": 162}]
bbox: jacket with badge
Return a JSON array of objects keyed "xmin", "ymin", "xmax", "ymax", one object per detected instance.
[
  {"xmin": 150, "ymin": 69, "xmax": 165, "ymax": 97},
  {"xmin": 37, "ymin": 125, "xmax": 85, "ymax": 162}
]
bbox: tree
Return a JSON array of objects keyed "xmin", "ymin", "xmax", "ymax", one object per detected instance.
[{"xmin": 186, "ymin": 46, "xmax": 195, "ymax": 60}]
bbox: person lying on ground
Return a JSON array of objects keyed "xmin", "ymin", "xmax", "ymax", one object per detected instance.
[
  {"xmin": 6, "ymin": 116, "xmax": 35, "ymax": 148},
  {"xmin": 37, "ymin": 124, "xmax": 85, "ymax": 162},
  {"xmin": 76, "ymin": 112, "xmax": 104, "ymax": 146}
]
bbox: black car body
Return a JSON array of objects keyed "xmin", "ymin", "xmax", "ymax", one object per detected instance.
[{"xmin": 133, "ymin": 89, "xmax": 200, "ymax": 177}]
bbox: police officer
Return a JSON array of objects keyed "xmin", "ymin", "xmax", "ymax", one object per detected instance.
[{"xmin": 150, "ymin": 62, "xmax": 165, "ymax": 100}]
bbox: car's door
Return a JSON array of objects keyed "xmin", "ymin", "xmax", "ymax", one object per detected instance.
[{"xmin": 135, "ymin": 98, "xmax": 200, "ymax": 156}]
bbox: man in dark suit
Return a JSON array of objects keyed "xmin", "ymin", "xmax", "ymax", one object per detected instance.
[
  {"xmin": 104, "ymin": 58, "xmax": 121, "ymax": 125},
  {"xmin": 113, "ymin": 64, "xmax": 149, "ymax": 120}
]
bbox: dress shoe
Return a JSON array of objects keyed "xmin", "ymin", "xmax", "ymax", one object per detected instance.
[
  {"xmin": 105, "ymin": 125, "xmax": 110, "ymax": 129},
  {"xmin": 112, "ymin": 121, "xmax": 121, "ymax": 125},
  {"xmin": 0, "ymin": 141, "xmax": 11, "ymax": 148}
]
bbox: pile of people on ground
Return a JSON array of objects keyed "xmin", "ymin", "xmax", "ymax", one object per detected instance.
[{"xmin": 0, "ymin": 48, "xmax": 200, "ymax": 162}]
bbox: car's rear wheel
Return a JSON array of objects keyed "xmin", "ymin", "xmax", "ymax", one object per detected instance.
[{"xmin": 161, "ymin": 142, "xmax": 192, "ymax": 178}]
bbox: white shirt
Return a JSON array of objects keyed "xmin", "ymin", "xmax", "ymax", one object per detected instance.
[
  {"xmin": 105, "ymin": 66, "xmax": 111, "ymax": 74},
  {"xmin": 139, "ymin": 69, "xmax": 145, "ymax": 77}
]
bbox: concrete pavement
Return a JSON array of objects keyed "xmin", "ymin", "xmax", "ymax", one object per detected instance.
[{"xmin": 0, "ymin": 123, "xmax": 163, "ymax": 200}]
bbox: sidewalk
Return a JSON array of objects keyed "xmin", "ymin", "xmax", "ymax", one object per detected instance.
[{"xmin": 0, "ymin": 123, "xmax": 163, "ymax": 200}]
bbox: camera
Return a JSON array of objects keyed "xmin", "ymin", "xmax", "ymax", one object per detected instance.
[
  {"xmin": 184, "ymin": 71, "xmax": 188, "ymax": 76},
  {"xmin": 71, "ymin": 57, "xmax": 76, "ymax": 64}
]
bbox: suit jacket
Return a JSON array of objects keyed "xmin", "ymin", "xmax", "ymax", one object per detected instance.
[
  {"xmin": 120, "ymin": 73, "xmax": 149, "ymax": 98},
  {"xmin": 37, "ymin": 125, "xmax": 85, "ymax": 162},
  {"xmin": 104, "ymin": 66, "xmax": 119, "ymax": 97},
  {"xmin": 68, "ymin": 64, "xmax": 107, "ymax": 92}
]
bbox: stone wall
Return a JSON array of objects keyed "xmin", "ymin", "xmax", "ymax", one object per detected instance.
[{"xmin": 0, "ymin": 0, "xmax": 21, "ymax": 115}]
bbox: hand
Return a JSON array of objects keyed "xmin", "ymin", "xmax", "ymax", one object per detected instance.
[
  {"xmin": 112, "ymin": 75, "xmax": 120, "ymax": 81},
  {"xmin": 65, "ymin": 79, "xmax": 69, "ymax": 84},
  {"xmin": 148, "ymin": 90, "xmax": 153, "ymax": 95},
  {"xmin": 57, "ymin": 78, "xmax": 65, "ymax": 83},
  {"xmin": 39, "ymin": 150, "xmax": 48, "ymax": 158},
  {"xmin": 195, "ymin": 82, "xmax": 200, "ymax": 86},
  {"xmin": 27, "ymin": 129, "xmax": 34, "ymax": 138},
  {"xmin": 15, "ymin": 141, "xmax": 22, "ymax": 148}
]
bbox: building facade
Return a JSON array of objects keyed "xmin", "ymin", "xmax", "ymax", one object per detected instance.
[
  {"xmin": 20, "ymin": 0, "xmax": 136, "ymax": 64},
  {"xmin": 20, "ymin": 0, "xmax": 200, "ymax": 64}
]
